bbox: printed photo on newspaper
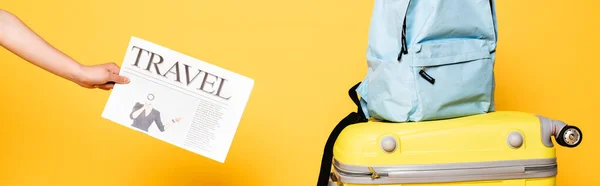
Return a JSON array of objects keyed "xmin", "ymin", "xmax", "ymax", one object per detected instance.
[{"xmin": 102, "ymin": 36, "xmax": 254, "ymax": 163}]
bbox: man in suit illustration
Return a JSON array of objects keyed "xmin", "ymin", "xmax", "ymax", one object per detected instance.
[{"xmin": 129, "ymin": 94, "xmax": 183, "ymax": 132}]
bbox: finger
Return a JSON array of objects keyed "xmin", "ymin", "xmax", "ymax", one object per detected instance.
[
  {"xmin": 108, "ymin": 73, "xmax": 130, "ymax": 84},
  {"xmin": 92, "ymin": 84, "xmax": 108, "ymax": 90},
  {"xmin": 97, "ymin": 83, "xmax": 114, "ymax": 90},
  {"xmin": 104, "ymin": 63, "xmax": 121, "ymax": 74}
]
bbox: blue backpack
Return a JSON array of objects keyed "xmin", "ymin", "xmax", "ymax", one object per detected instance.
[
  {"xmin": 355, "ymin": 0, "xmax": 499, "ymax": 122},
  {"xmin": 315, "ymin": 1, "xmax": 499, "ymax": 185}
]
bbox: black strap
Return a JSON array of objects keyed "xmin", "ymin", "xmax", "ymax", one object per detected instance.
[
  {"xmin": 348, "ymin": 82, "xmax": 367, "ymax": 121},
  {"xmin": 316, "ymin": 82, "xmax": 368, "ymax": 186}
]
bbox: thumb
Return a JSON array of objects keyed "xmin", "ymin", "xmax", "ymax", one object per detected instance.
[{"xmin": 108, "ymin": 73, "xmax": 130, "ymax": 84}]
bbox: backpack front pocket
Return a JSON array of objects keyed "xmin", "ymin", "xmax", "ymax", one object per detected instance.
[
  {"xmin": 408, "ymin": 39, "xmax": 495, "ymax": 121},
  {"xmin": 364, "ymin": 58, "xmax": 418, "ymax": 122}
]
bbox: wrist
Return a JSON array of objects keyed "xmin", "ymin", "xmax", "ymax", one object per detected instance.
[{"xmin": 67, "ymin": 63, "xmax": 86, "ymax": 86}]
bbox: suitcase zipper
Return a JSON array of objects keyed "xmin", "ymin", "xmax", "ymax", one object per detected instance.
[
  {"xmin": 333, "ymin": 158, "xmax": 557, "ymax": 184},
  {"xmin": 336, "ymin": 167, "xmax": 386, "ymax": 180},
  {"xmin": 337, "ymin": 164, "xmax": 556, "ymax": 182},
  {"xmin": 368, "ymin": 167, "xmax": 380, "ymax": 179}
]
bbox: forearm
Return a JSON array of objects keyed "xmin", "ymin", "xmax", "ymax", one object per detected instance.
[
  {"xmin": 163, "ymin": 118, "xmax": 181, "ymax": 131},
  {"xmin": 0, "ymin": 9, "xmax": 82, "ymax": 82},
  {"xmin": 164, "ymin": 121, "xmax": 175, "ymax": 129}
]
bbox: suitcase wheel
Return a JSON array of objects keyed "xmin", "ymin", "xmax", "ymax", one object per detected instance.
[{"xmin": 556, "ymin": 125, "xmax": 582, "ymax": 148}]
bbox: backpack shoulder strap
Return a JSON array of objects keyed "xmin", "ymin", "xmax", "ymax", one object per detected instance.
[{"xmin": 316, "ymin": 82, "xmax": 368, "ymax": 186}]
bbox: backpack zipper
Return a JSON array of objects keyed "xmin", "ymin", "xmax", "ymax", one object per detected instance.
[
  {"xmin": 397, "ymin": 9, "xmax": 409, "ymax": 62},
  {"xmin": 419, "ymin": 67, "xmax": 436, "ymax": 84},
  {"xmin": 397, "ymin": 1, "xmax": 435, "ymax": 85}
]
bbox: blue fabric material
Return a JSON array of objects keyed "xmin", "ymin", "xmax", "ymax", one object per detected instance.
[{"xmin": 356, "ymin": 0, "xmax": 498, "ymax": 122}]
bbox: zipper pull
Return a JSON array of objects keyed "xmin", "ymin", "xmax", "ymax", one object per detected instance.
[
  {"xmin": 398, "ymin": 17, "xmax": 409, "ymax": 61},
  {"xmin": 397, "ymin": 48, "xmax": 405, "ymax": 61},
  {"xmin": 419, "ymin": 67, "xmax": 435, "ymax": 85},
  {"xmin": 401, "ymin": 28, "xmax": 408, "ymax": 55},
  {"xmin": 368, "ymin": 167, "xmax": 380, "ymax": 179},
  {"xmin": 397, "ymin": 39, "xmax": 409, "ymax": 61},
  {"xmin": 397, "ymin": 52, "xmax": 402, "ymax": 61}
]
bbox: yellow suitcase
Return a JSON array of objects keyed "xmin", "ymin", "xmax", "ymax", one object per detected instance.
[{"xmin": 326, "ymin": 111, "xmax": 582, "ymax": 186}]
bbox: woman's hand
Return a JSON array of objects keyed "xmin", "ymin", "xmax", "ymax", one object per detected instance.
[
  {"xmin": 172, "ymin": 117, "xmax": 183, "ymax": 123},
  {"xmin": 0, "ymin": 9, "xmax": 130, "ymax": 90},
  {"xmin": 142, "ymin": 101, "xmax": 153, "ymax": 110},
  {"xmin": 163, "ymin": 117, "xmax": 183, "ymax": 131},
  {"xmin": 73, "ymin": 63, "xmax": 130, "ymax": 90}
]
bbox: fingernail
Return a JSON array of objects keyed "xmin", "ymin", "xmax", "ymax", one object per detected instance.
[{"xmin": 125, "ymin": 77, "xmax": 130, "ymax": 83}]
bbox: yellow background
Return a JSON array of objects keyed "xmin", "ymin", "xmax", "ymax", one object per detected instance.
[{"xmin": 0, "ymin": 0, "xmax": 598, "ymax": 185}]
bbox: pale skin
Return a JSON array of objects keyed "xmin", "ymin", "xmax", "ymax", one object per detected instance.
[{"xmin": 0, "ymin": 9, "xmax": 129, "ymax": 90}]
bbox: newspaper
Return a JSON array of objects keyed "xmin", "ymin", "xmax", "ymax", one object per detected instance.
[{"xmin": 102, "ymin": 36, "xmax": 254, "ymax": 163}]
